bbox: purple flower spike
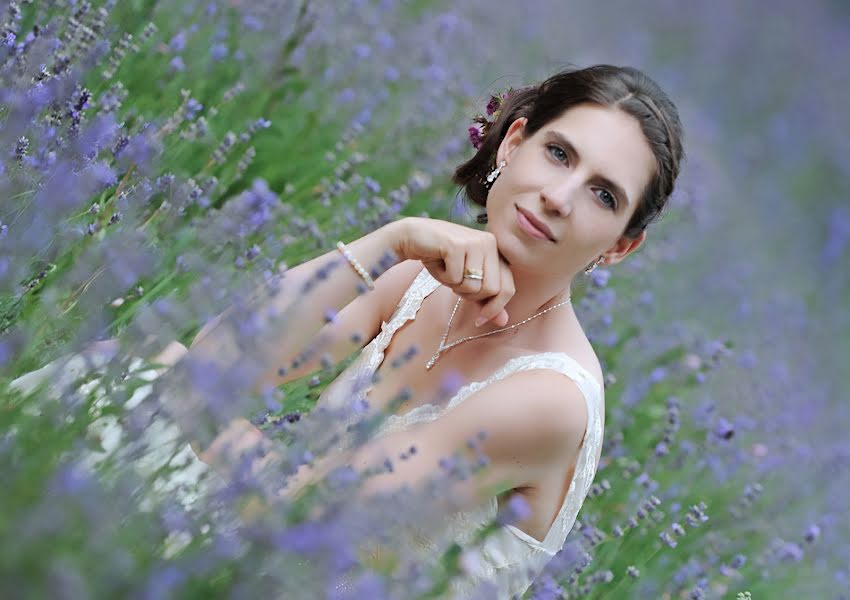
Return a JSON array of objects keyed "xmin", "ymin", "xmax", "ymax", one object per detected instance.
[
  {"xmin": 804, "ymin": 524, "xmax": 820, "ymax": 543},
  {"xmin": 384, "ymin": 66, "xmax": 400, "ymax": 82},
  {"xmin": 243, "ymin": 15, "xmax": 264, "ymax": 31},
  {"xmin": 779, "ymin": 541, "xmax": 804, "ymax": 562},
  {"xmin": 713, "ymin": 417, "xmax": 735, "ymax": 441},
  {"xmin": 730, "ymin": 553, "xmax": 747, "ymax": 568},
  {"xmin": 210, "ymin": 43, "xmax": 228, "ymax": 61},
  {"xmin": 169, "ymin": 31, "xmax": 187, "ymax": 52},
  {"xmin": 507, "ymin": 494, "xmax": 532, "ymax": 522}
]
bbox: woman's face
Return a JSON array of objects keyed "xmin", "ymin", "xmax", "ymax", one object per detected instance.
[{"xmin": 486, "ymin": 102, "xmax": 656, "ymax": 278}]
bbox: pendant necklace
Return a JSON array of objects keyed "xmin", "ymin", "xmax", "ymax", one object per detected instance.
[{"xmin": 425, "ymin": 294, "xmax": 572, "ymax": 370}]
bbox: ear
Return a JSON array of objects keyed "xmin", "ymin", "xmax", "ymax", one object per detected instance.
[
  {"xmin": 603, "ymin": 229, "xmax": 647, "ymax": 266},
  {"xmin": 496, "ymin": 117, "xmax": 528, "ymax": 165}
]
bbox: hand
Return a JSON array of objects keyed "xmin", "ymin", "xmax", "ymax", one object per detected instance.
[
  {"xmin": 391, "ymin": 216, "xmax": 515, "ymax": 327},
  {"xmin": 192, "ymin": 417, "xmax": 267, "ymax": 473}
]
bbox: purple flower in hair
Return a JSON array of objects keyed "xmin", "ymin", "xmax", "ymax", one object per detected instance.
[
  {"xmin": 469, "ymin": 88, "xmax": 517, "ymax": 148},
  {"xmin": 468, "ymin": 124, "xmax": 483, "ymax": 149},
  {"xmin": 486, "ymin": 94, "xmax": 501, "ymax": 116}
]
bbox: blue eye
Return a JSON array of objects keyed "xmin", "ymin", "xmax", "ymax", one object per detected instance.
[
  {"xmin": 546, "ymin": 143, "xmax": 618, "ymax": 210},
  {"xmin": 546, "ymin": 143, "xmax": 568, "ymax": 163},
  {"xmin": 596, "ymin": 189, "xmax": 617, "ymax": 209}
]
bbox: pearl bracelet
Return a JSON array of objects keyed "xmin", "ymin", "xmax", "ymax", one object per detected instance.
[{"xmin": 336, "ymin": 241, "xmax": 375, "ymax": 291}]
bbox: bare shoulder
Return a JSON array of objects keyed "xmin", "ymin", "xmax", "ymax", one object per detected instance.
[
  {"xmin": 486, "ymin": 368, "xmax": 591, "ymax": 441},
  {"xmin": 436, "ymin": 369, "xmax": 591, "ymax": 486},
  {"xmin": 552, "ymin": 328, "xmax": 606, "ymax": 393},
  {"xmin": 562, "ymin": 340, "xmax": 605, "ymax": 424},
  {"xmin": 350, "ymin": 368, "xmax": 592, "ymax": 503},
  {"xmin": 373, "ymin": 258, "xmax": 425, "ymax": 323},
  {"xmin": 580, "ymin": 349, "xmax": 605, "ymax": 392}
]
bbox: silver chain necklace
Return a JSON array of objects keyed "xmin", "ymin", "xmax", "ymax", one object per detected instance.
[{"xmin": 425, "ymin": 293, "xmax": 572, "ymax": 370}]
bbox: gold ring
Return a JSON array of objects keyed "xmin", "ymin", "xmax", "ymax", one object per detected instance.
[{"xmin": 463, "ymin": 268, "xmax": 484, "ymax": 281}]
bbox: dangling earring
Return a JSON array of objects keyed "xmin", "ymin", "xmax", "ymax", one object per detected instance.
[
  {"xmin": 584, "ymin": 255, "xmax": 605, "ymax": 275},
  {"xmin": 483, "ymin": 159, "xmax": 507, "ymax": 191}
]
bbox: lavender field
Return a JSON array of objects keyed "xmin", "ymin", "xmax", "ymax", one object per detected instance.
[{"xmin": 1, "ymin": 1, "xmax": 848, "ymax": 598}]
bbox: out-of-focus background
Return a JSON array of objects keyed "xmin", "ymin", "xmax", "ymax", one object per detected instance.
[{"xmin": 1, "ymin": 1, "xmax": 847, "ymax": 597}]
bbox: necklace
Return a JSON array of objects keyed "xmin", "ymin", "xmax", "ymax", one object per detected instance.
[{"xmin": 425, "ymin": 293, "xmax": 572, "ymax": 370}]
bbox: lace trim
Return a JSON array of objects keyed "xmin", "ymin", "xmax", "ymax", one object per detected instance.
[
  {"xmin": 378, "ymin": 352, "xmax": 603, "ymax": 549},
  {"xmin": 361, "ymin": 266, "xmax": 440, "ymax": 402},
  {"xmin": 313, "ymin": 267, "xmax": 441, "ymax": 453},
  {"xmin": 317, "ymin": 265, "xmax": 605, "ymax": 563},
  {"xmin": 364, "ymin": 268, "xmax": 604, "ymax": 552},
  {"xmin": 375, "ymin": 352, "xmax": 601, "ymax": 436}
]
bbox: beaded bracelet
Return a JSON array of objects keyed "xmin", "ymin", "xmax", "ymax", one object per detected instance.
[{"xmin": 336, "ymin": 241, "xmax": 376, "ymax": 290}]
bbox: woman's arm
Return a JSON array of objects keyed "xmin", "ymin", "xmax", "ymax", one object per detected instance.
[
  {"xmin": 156, "ymin": 220, "xmax": 408, "ymax": 456},
  {"xmin": 140, "ymin": 221, "xmax": 416, "ymax": 504},
  {"xmin": 186, "ymin": 220, "xmax": 408, "ymax": 386}
]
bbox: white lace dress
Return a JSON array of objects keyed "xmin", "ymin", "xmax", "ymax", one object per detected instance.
[
  {"xmin": 318, "ymin": 267, "xmax": 605, "ymax": 599},
  {"xmin": 8, "ymin": 351, "xmax": 219, "ymax": 516},
  {"xmin": 9, "ymin": 266, "xmax": 604, "ymax": 598}
]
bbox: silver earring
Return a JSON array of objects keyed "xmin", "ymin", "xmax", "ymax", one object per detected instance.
[
  {"xmin": 584, "ymin": 255, "xmax": 605, "ymax": 275},
  {"xmin": 484, "ymin": 159, "xmax": 507, "ymax": 190}
]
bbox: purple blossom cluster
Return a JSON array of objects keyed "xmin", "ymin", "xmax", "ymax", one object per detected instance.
[{"xmin": 1, "ymin": 0, "xmax": 848, "ymax": 598}]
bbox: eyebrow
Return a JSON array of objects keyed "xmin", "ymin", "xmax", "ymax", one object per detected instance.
[{"xmin": 546, "ymin": 131, "xmax": 631, "ymax": 209}]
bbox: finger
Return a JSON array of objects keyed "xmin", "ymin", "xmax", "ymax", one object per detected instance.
[
  {"xmin": 442, "ymin": 240, "xmax": 465, "ymax": 285},
  {"xmin": 477, "ymin": 308, "xmax": 509, "ymax": 328},
  {"xmin": 476, "ymin": 295, "xmax": 507, "ymax": 327},
  {"xmin": 421, "ymin": 259, "xmax": 443, "ymax": 278},
  {"xmin": 476, "ymin": 265, "xmax": 514, "ymax": 326},
  {"xmin": 477, "ymin": 233, "xmax": 500, "ymax": 303},
  {"xmin": 460, "ymin": 247, "xmax": 485, "ymax": 295}
]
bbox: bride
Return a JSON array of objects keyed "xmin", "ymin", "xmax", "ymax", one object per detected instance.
[{"xmin": 13, "ymin": 64, "xmax": 684, "ymax": 598}]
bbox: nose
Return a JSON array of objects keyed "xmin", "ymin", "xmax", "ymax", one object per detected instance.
[{"xmin": 540, "ymin": 177, "xmax": 578, "ymax": 216}]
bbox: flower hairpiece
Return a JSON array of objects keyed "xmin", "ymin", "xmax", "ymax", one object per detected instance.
[{"xmin": 467, "ymin": 86, "xmax": 516, "ymax": 150}]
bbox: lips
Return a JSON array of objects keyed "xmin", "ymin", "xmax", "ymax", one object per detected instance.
[{"xmin": 516, "ymin": 205, "xmax": 555, "ymax": 241}]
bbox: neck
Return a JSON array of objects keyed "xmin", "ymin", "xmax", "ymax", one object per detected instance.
[{"xmin": 449, "ymin": 266, "xmax": 576, "ymax": 339}]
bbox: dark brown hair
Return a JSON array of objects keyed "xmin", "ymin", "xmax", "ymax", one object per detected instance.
[{"xmin": 453, "ymin": 64, "xmax": 685, "ymax": 240}]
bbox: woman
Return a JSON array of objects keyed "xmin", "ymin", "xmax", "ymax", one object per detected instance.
[{"xmin": 13, "ymin": 64, "xmax": 684, "ymax": 598}]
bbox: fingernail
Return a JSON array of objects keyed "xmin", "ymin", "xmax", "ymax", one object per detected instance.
[{"xmin": 475, "ymin": 317, "xmax": 487, "ymax": 327}]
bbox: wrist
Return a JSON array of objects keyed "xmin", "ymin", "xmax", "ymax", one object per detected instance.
[{"xmin": 383, "ymin": 217, "xmax": 411, "ymax": 262}]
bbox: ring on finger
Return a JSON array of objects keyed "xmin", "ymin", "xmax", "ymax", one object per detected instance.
[{"xmin": 463, "ymin": 267, "xmax": 484, "ymax": 281}]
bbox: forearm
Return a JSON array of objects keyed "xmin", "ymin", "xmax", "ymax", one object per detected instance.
[
  {"xmin": 164, "ymin": 221, "xmax": 406, "ymax": 466},
  {"xmin": 225, "ymin": 437, "xmax": 358, "ymax": 524},
  {"xmin": 187, "ymin": 220, "xmax": 407, "ymax": 391}
]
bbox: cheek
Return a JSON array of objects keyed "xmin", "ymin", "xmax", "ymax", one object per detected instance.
[
  {"xmin": 492, "ymin": 167, "xmax": 534, "ymax": 206},
  {"xmin": 487, "ymin": 182, "xmax": 514, "ymax": 214}
]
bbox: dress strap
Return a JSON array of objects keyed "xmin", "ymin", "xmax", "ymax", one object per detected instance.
[
  {"xmin": 426, "ymin": 351, "xmax": 603, "ymax": 549},
  {"xmin": 490, "ymin": 353, "xmax": 604, "ymax": 550},
  {"xmin": 314, "ymin": 267, "xmax": 438, "ymax": 426},
  {"xmin": 372, "ymin": 266, "xmax": 440, "ymax": 356}
]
